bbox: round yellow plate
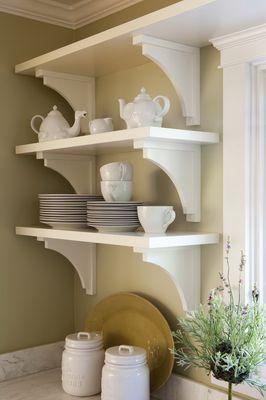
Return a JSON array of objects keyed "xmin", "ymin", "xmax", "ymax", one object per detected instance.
[{"xmin": 85, "ymin": 292, "xmax": 174, "ymax": 392}]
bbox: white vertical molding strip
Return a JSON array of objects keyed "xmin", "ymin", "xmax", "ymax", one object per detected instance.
[
  {"xmin": 211, "ymin": 25, "xmax": 266, "ymax": 397},
  {"xmin": 249, "ymin": 62, "xmax": 266, "ymax": 304},
  {"xmin": 211, "ymin": 25, "xmax": 266, "ymax": 303}
]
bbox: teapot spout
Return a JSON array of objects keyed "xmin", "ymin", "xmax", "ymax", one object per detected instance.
[{"xmin": 67, "ymin": 110, "xmax": 87, "ymax": 137}]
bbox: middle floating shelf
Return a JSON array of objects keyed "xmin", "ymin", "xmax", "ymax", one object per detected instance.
[
  {"xmin": 16, "ymin": 127, "xmax": 219, "ymax": 223},
  {"xmin": 16, "ymin": 127, "xmax": 218, "ymax": 155}
]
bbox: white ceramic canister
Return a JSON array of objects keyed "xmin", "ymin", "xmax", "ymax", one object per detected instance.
[
  {"xmin": 62, "ymin": 332, "xmax": 104, "ymax": 397},
  {"xmin": 101, "ymin": 345, "xmax": 150, "ymax": 400}
]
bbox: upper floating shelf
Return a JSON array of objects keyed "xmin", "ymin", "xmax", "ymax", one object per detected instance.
[
  {"xmin": 15, "ymin": 0, "xmax": 266, "ymax": 77},
  {"xmin": 16, "ymin": 127, "xmax": 218, "ymax": 156}
]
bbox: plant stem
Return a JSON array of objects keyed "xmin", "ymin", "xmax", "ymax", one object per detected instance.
[{"xmin": 228, "ymin": 382, "xmax": 233, "ymax": 400}]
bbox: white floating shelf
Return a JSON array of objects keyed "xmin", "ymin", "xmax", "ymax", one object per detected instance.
[
  {"xmin": 16, "ymin": 226, "xmax": 219, "ymax": 312},
  {"xmin": 14, "ymin": 0, "xmax": 266, "ymax": 126},
  {"xmin": 16, "ymin": 227, "xmax": 219, "ymax": 248},
  {"xmin": 16, "ymin": 127, "xmax": 219, "ymax": 222},
  {"xmin": 15, "ymin": 0, "xmax": 266, "ymax": 78},
  {"xmin": 16, "ymin": 127, "xmax": 218, "ymax": 155}
]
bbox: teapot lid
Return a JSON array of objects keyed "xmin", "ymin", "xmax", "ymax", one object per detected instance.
[
  {"xmin": 134, "ymin": 87, "xmax": 151, "ymax": 102},
  {"xmin": 48, "ymin": 105, "xmax": 63, "ymax": 117}
]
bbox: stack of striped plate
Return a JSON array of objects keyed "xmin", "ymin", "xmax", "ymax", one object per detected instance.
[
  {"xmin": 87, "ymin": 201, "xmax": 143, "ymax": 232},
  {"xmin": 39, "ymin": 194, "xmax": 103, "ymax": 229}
]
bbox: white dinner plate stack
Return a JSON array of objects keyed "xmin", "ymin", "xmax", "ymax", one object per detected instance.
[
  {"xmin": 87, "ymin": 201, "xmax": 143, "ymax": 232},
  {"xmin": 39, "ymin": 194, "xmax": 103, "ymax": 228}
]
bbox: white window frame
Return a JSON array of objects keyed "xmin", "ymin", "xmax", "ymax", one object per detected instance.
[{"xmin": 211, "ymin": 24, "xmax": 266, "ymax": 398}]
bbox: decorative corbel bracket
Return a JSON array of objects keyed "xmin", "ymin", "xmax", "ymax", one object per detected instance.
[
  {"xmin": 37, "ymin": 237, "xmax": 96, "ymax": 294},
  {"xmin": 37, "ymin": 151, "xmax": 96, "ymax": 194},
  {"xmin": 35, "ymin": 69, "xmax": 95, "ymax": 133},
  {"xmin": 134, "ymin": 246, "xmax": 201, "ymax": 312},
  {"xmin": 134, "ymin": 138, "xmax": 201, "ymax": 222},
  {"xmin": 133, "ymin": 35, "xmax": 200, "ymax": 126}
]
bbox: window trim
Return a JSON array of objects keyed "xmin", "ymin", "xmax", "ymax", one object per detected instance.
[{"xmin": 211, "ymin": 24, "xmax": 266, "ymax": 398}]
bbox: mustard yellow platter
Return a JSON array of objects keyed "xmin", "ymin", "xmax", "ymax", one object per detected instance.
[{"xmin": 85, "ymin": 292, "xmax": 174, "ymax": 392}]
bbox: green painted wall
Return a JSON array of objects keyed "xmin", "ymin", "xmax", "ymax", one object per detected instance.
[{"xmin": 0, "ymin": 12, "xmax": 76, "ymax": 353}]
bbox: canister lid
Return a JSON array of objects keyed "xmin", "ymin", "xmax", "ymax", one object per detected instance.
[
  {"xmin": 65, "ymin": 332, "xmax": 103, "ymax": 350},
  {"xmin": 105, "ymin": 345, "xmax": 147, "ymax": 366}
]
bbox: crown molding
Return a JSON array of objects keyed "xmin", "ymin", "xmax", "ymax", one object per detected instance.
[
  {"xmin": 0, "ymin": 0, "xmax": 143, "ymax": 29},
  {"xmin": 211, "ymin": 23, "xmax": 266, "ymax": 67},
  {"xmin": 211, "ymin": 23, "xmax": 266, "ymax": 50}
]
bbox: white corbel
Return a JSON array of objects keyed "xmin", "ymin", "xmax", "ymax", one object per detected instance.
[
  {"xmin": 133, "ymin": 35, "xmax": 200, "ymax": 126},
  {"xmin": 37, "ymin": 152, "xmax": 96, "ymax": 194},
  {"xmin": 38, "ymin": 237, "xmax": 96, "ymax": 294},
  {"xmin": 36, "ymin": 69, "xmax": 95, "ymax": 133},
  {"xmin": 134, "ymin": 246, "xmax": 201, "ymax": 312},
  {"xmin": 134, "ymin": 138, "xmax": 201, "ymax": 222}
]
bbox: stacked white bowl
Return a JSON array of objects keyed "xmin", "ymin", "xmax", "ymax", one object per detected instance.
[{"xmin": 100, "ymin": 162, "xmax": 133, "ymax": 202}]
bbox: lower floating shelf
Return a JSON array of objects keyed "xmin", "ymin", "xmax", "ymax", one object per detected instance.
[{"xmin": 16, "ymin": 227, "xmax": 219, "ymax": 312}]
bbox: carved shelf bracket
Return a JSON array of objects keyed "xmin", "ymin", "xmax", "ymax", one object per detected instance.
[
  {"xmin": 134, "ymin": 138, "xmax": 201, "ymax": 222},
  {"xmin": 37, "ymin": 152, "xmax": 96, "ymax": 194},
  {"xmin": 36, "ymin": 69, "xmax": 95, "ymax": 133},
  {"xmin": 133, "ymin": 35, "xmax": 200, "ymax": 126},
  {"xmin": 134, "ymin": 246, "xmax": 201, "ymax": 312},
  {"xmin": 38, "ymin": 237, "xmax": 96, "ymax": 294}
]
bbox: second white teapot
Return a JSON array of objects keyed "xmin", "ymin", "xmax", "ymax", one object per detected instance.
[{"xmin": 119, "ymin": 88, "xmax": 170, "ymax": 129}]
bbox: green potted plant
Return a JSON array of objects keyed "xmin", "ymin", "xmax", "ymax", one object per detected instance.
[{"xmin": 172, "ymin": 239, "xmax": 266, "ymax": 400}]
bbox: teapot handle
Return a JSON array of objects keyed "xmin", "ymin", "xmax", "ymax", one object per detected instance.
[
  {"xmin": 153, "ymin": 95, "xmax": 170, "ymax": 119},
  {"xmin": 31, "ymin": 115, "xmax": 44, "ymax": 134}
]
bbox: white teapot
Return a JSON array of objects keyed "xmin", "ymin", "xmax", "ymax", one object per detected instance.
[
  {"xmin": 31, "ymin": 105, "xmax": 87, "ymax": 142},
  {"xmin": 118, "ymin": 88, "xmax": 170, "ymax": 129}
]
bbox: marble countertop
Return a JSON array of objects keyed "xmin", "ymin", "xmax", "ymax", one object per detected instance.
[
  {"xmin": 0, "ymin": 368, "xmax": 157, "ymax": 400},
  {"xmin": 0, "ymin": 368, "xmax": 100, "ymax": 400}
]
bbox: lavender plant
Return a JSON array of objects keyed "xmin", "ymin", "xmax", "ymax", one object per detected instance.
[{"xmin": 172, "ymin": 239, "xmax": 266, "ymax": 400}]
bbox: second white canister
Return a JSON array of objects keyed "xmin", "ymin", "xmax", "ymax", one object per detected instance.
[
  {"xmin": 101, "ymin": 345, "xmax": 150, "ymax": 400},
  {"xmin": 62, "ymin": 332, "xmax": 104, "ymax": 397}
]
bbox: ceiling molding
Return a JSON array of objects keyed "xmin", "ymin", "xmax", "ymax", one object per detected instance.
[
  {"xmin": 211, "ymin": 23, "xmax": 266, "ymax": 50},
  {"xmin": 0, "ymin": 0, "xmax": 143, "ymax": 29}
]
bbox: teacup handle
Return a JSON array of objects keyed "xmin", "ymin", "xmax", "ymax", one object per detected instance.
[
  {"xmin": 119, "ymin": 163, "xmax": 126, "ymax": 181},
  {"xmin": 162, "ymin": 209, "xmax": 176, "ymax": 230},
  {"xmin": 108, "ymin": 185, "xmax": 119, "ymax": 202},
  {"xmin": 31, "ymin": 115, "xmax": 44, "ymax": 134}
]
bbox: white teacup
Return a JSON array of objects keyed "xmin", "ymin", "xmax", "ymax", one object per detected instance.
[
  {"xmin": 100, "ymin": 162, "xmax": 133, "ymax": 181},
  {"xmin": 89, "ymin": 118, "xmax": 113, "ymax": 134},
  {"xmin": 137, "ymin": 206, "xmax": 176, "ymax": 233},
  {"xmin": 101, "ymin": 181, "xmax": 133, "ymax": 202}
]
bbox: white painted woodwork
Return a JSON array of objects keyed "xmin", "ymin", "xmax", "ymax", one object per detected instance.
[
  {"xmin": 211, "ymin": 25, "xmax": 266, "ymax": 305},
  {"xmin": 17, "ymin": 227, "xmax": 219, "ymax": 310},
  {"xmin": 211, "ymin": 22, "xmax": 266, "ymax": 400},
  {"xmin": 36, "ymin": 70, "xmax": 95, "ymax": 133},
  {"xmin": 134, "ymin": 138, "xmax": 201, "ymax": 221},
  {"xmin": 16, "ymin": 127, "xmax": 218, "ymax": 155},
  {"xmin": 135, "ymin": 246, "xmax": 200, "ymax": 311},
  {"xmin": 37, "ymin": 152, "xmax": 96, "ymax": 194},
  {"xmin": 18, "ymin": 128, "xmax": 218, "ymax": 221},
  {"xmin": 0, "ymin": 0, "xmax": 143, "ymax": 29},
  {"xmin": 133, "ymin": 35, "xmax": 200, "ymax": 126},
  {"xmin": 16, "ymin": 227, "xmax": 219, "ymax": 248},
  {"xmin": 15, "ymin": 0, "xmax": 266, "ymax": 78},
  {"xmin": 39, "ymin": 237, "xmax": 96, "ymax": 294}
]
